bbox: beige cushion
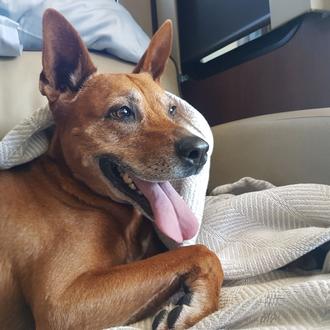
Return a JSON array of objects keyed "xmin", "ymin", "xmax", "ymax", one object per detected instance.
[
  {"xmin": 210, "ymin": 108, "xmax": 330, "ymax": 189},
  {"xmin": 0, "ymin": 52, "xmax": 179, "ymax": 138}
]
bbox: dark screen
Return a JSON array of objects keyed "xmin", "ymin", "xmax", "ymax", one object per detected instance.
[{"xmin": 177, "ymin": 0, "xmax": 270, "ymax": 64}]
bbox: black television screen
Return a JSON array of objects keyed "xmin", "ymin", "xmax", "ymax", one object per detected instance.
[{"xmin": 177, "ymin": 0, "xmax": 270, "ymax": 65}]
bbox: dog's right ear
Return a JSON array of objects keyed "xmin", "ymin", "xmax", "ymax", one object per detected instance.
[
  {"xmin": 40, "ymin": 9, "xmax": 96, "ymax": 102},
  {"xmin": 133, "ymin": 20, "xmax": 173, "ymax": 82}
]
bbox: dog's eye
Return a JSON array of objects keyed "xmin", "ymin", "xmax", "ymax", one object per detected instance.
[
  {"xmin": 107, "ymin": 106, "xmax": 134, "ymax": 121},
  {"xmin": 169, "ymin": 105, "xmax": 177, "ymax": 116}
]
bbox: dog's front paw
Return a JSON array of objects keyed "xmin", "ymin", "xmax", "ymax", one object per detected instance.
[
  {"xmin": 151, "ymin": 289, "xmax": 194, "ymax": 330},
  {"xmin": 153, "ymin": 245, "xmax": 223, "ymax": 330}
]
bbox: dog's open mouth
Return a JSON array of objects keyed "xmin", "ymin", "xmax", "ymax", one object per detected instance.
[
  {"xmin": 99, "ymin": 156, "xmax": 152, "ymax": 216},
  {"xmin": 99, "ymin": 156, "xmax": 199, "ymax": 243}
]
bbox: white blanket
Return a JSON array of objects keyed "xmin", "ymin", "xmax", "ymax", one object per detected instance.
[
  {"xmin": 127, "ymin": 178, "xmax": 330, "ymax": 329},
  {"xmin": 1, "ymin": 97, "xmax": 330, "ymax": 329},
  {"xmin": 194, "ymin": 178, "xmax": 330, "ymax": 329}
]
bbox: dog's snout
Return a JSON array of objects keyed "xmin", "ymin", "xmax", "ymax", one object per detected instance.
[{"xmin": 175, "ymin": 136, "xmax": 209, "ymax": 168}]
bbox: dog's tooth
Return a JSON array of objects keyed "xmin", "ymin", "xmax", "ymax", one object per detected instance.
[
  {"xmin": 123, "ymin": 173, "xmax": 132, "ymax": 184},
  {"xmin": 129, "ymin": 183, "xmax": 136, "ymax": 190}
]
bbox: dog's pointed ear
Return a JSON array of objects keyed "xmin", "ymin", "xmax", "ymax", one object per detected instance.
[
  {"xmin": 133, "ymin": 20, "xmax": 173, "ymax": 82},
  {"xmin": 39, "ymin": 9, "xmax": 96, "ymax": 102}
]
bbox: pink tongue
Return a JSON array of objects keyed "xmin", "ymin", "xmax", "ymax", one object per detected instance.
[{"xmin": 133, "ymin": 178, "xmax": 199, "ymax": 243}]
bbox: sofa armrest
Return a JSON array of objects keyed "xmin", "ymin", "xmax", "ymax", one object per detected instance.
[{"xmin": 209, "ymin": 108, "xmax": 330, "ymax": 190}]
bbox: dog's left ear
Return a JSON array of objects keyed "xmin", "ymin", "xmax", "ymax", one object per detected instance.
[
  {"xmin": 40, "ymin": 9, "xmax": 96, "ymax": 102},
  {"xmin": 133, "ymin": 20, "xmax": 173, "ymax": 82}
]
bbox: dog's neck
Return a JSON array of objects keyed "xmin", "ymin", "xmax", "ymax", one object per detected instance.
[
  {"xmin": 42, "ymin": 130, "xmax": 166, "ymax": 258},
  {"xmin": 45, "ymin": 130, "xmax": 134, "ymax": 220}
]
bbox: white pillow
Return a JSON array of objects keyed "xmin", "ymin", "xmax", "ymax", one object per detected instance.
[{"xmin": 0, "ymin": 0, "xmax": 150, "ymax": 63}]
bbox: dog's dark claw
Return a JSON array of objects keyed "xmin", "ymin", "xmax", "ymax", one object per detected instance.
[
  {"xmin": 182, "ymin": 282, "xmax": 190, "ymax": 293},
  {"xmin": 152, "ymin": 309, "xmax": 167, "ymax": 330},
  {"xmin": 177, "ymin": 292, "xmax": 193, "ymax": 306},
  {"xmin": 167, "ymin": 305, "xmax": 183, "ymax": 329}
]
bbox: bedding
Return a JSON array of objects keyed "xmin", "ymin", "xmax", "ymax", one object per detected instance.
[
  {"xmin": 131, "ymin": 178, "xmax": 330, "ymax": 329},
  {"xmin": 0, "ymin": 0, "xmax": 149, "ymax": 62},
  {"xmin": 1, "ymin": 96, "xmax": 329, "ymax": 329}
]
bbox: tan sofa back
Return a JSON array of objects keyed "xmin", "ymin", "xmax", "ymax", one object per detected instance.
[
  {"xmin": 210, "ymin": 108, "xmax": 330, "ymax": 189},
  {"xmin": 0, "ymin": 52, "xmax": 179, "ymax": 138}
]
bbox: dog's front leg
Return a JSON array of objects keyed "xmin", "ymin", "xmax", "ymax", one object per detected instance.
[{"xmin": 34, "ymin": 244, "xmax": 223, "ymax": 330}]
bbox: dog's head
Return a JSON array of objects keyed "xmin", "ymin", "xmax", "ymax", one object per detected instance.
[{"xmin": 40, "ymin": 9, "xmax": 209, "ymax": 242}]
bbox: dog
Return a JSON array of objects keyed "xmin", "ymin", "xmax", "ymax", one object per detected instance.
[{"xmin": 0, "ymin": 9, "xmax": 223, "ymax": 330}]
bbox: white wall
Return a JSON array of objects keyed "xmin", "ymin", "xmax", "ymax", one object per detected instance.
[
  {"xmin": 156, "ymin": 0, "xmax": 181, "ymax": 73},
  {"xmin": 270, "ymin": 0, "xmax": 330, "ymax": 29},
  {"xmin": 121, "ymin": 0, "xmax": 181, "ymax": 73},
  {"xmin": 120, "ymin": 0, "xmax": 153, "ymax": 36}
]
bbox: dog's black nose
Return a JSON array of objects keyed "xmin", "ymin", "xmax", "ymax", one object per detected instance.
[{"xmin": 175, "ymin": 136, "xmax": 209, "ymax": 168}]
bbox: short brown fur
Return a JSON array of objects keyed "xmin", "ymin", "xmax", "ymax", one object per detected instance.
[{"xmin": 0, "ymin": 9, "xmax": 223, "ymax": 329}]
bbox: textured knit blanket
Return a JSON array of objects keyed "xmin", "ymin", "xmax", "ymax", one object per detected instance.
[
  {"xmin": 129, "ymin": 179, "xmax": 330, "ymax": 330},
  {"xmin": 1, "ymin": 95, "xmax": 330, "ymax": 329}
]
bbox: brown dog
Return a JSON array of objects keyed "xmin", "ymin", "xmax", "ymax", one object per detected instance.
[{"xmin": 0, "ymin": 9, "xmax": 223, "ymax": 330}]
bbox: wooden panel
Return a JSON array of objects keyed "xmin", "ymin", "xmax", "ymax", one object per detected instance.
[{"xmin": 181, "ymin": 13, "xmax": 330, "ymax": 126}]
